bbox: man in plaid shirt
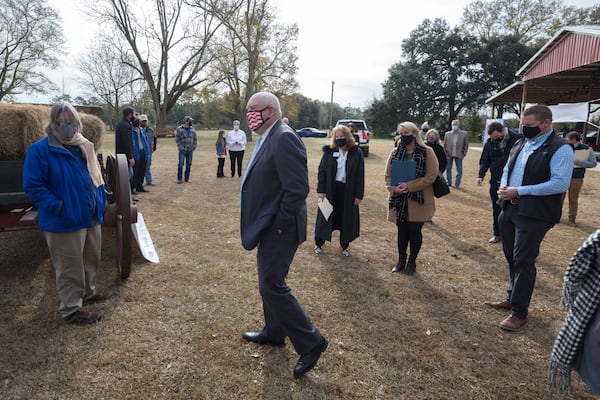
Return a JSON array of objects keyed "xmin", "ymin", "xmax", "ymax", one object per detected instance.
[{"xmin": 175, "ymin": 116, "xmax": 197, "ymax": 183}]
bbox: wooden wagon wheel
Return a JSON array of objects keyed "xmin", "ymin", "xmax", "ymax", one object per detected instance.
[{"xmin": 105, "ymin": 154, "xmax": 135, "ymax": 279}]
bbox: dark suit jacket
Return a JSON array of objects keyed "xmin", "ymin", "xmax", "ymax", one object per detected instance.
[
  {"xmin": 240, "ymin": 120, "xmax": 309, "ymax": 250},
  {"xmin": 115, "ymin": 118, "xmax": 133, "ymax": 160}
]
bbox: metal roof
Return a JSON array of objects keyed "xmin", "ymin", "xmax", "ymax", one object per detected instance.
[{"xmin": 486, "ymin": 25, "xmax": 600, "ymax": 105}]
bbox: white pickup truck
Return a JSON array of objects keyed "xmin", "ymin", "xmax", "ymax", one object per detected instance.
[{"xmin": 335, "ymin": 119, "xmax": 371, "ymax": 157}]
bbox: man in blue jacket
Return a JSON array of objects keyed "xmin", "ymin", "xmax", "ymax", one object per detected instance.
[
  {"xmin": 23, "ymin": 101, "xmax": 108, "ymax": 325},
  {"xmin": 476, "ymin": 122, "xmax": 521, "ymax": 243}
]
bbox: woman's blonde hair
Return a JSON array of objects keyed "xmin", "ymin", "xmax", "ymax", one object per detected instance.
[
  {"xmin": 398, "ymin": 121, "xmax": 425, "ymax": 146},
  {"xmin": 329, "ymin": 125, "xmax": 357, "ymax": 149},
  {"xmin": 425, "ymin": 129, "xmax": 440, "ymax": 144}
]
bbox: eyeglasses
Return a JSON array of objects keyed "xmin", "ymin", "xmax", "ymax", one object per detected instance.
[{"xmin": 246, "ymin": 106, "xmax": 269, "ymax": 113}]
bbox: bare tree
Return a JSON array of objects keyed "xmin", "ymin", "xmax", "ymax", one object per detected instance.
[
  {"xmin": 86, "ymin": 0, "xmax": 222, "ymax": 127},
  {"xmin": 75, "ymin": 35, "xmax": 142, "ymax": 125},
  {"xmin": 192, "ymin": 0, "xmax": 299, "ymax": 139},
  {"xmin": 0, "ymin": 0, "xmax": 64, "ymax": 101}
]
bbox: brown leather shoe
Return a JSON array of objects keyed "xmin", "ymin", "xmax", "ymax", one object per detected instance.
[
  {"xmin": 499, "ymin": 315, "xmax": 527, "ymax": 332},
  {"xmin": 484, "ymin": 300, "xmax": 512, "ymax": 310}
]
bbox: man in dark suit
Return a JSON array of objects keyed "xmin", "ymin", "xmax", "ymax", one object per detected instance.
[
  {"xmin": 115, "ymin": 107, "xmax": 136, "ymax": 186},
  {"xmin": 240, "ymin": 92, "xmax": 327, "ymax": 378}
]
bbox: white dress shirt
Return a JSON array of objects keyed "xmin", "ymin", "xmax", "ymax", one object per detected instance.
[{"xmin": 336, "ymin": 149, "xmax": 348, "ymax": 183}]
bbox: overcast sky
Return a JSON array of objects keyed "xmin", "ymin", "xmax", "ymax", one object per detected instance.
[{"xmin": 17, "ymin": 0, "xmax": 599, "ymax": 108}]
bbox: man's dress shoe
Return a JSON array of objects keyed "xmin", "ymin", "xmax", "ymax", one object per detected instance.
[
  {"xmin": 242, "ymin": 331, "xmax": 285, "ymax": 347},
  {"xmin": 484, "ymin": 300, "xmax": 512, "ymax": 310},
  {"xmin": 293, "ymin": 336, "xmax": 328, "ymax": 378},
  {"xmin": 499, "ymin": 314, "xmax": 528, "ymax": 332}
]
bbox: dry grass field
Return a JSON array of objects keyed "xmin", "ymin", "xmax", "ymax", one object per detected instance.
[{"xmin": 1, "ymin": 130, "xmax": 599, "ymax": 399}]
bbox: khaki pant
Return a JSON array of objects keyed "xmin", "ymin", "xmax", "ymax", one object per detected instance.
[
  {"xmin": 43, "ymin": 224, "xmax": 102, "ymax": 319},
  {"xmin": 568, "ymin": 178, "xmax": 584, "ymax": 221}
]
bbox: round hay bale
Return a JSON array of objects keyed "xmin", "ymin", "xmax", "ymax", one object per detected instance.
[
  {"xmin": 0, "ymin": 104, "xmax": 105, "ymax": 160},
  {"xmin": 80, "ymin": 113, "xmax": 105, "ymax": 150}
]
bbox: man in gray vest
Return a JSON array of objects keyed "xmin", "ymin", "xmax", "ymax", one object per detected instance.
[{"xmin": 484, "ymin": 105, "xmax": 574, "ymax": 332}]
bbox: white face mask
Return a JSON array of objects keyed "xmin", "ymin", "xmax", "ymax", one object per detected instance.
[{"xmin": 233, "ymin": 125, "xmax": 239, "ymax": 131}]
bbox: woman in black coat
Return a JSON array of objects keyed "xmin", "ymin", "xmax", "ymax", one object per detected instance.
[
  {"xmin": 314, "ymin": 125, "xmax": 365, "ymax": 257},
  {"xmin": 425, "ymin": 129, "xmax": 447, "ymax": 173}
]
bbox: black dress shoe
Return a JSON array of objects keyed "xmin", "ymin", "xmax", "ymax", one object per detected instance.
[
  {"xmin": 391, "ymin": 261, "xmax": 405, "ymax": 273},
  {"xmin": 136, "ymin": 187, "xmax": 150, "ymax": 193},
  {"xmin": 293, "ymin": 336, "xmax": 328, "ymax": 378},
  {"xmin": 83, "ymin": 293, "xmax": 111, "ymax": 306},
  {"xmin": 242, "ymin": 331, "xmax": 285, "ymax": 347}
]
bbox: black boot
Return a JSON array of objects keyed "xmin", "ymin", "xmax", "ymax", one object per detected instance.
[
  {"xmin": 404, "ymin": 259, "xmax": 416, "ymax": 276},
  {"xmin": 391, "ymin": 256, "xmax": 407, "ymax": 273}
]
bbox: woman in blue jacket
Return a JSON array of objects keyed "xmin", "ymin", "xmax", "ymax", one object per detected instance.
[{"xmin": 23, "ymin": 101, "xmax": 108, "ymax": 325}]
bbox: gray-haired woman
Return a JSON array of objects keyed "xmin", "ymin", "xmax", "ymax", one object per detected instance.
[{"xmin": 23, "ymin": 101, "xmax": 109, "ymax": 325}]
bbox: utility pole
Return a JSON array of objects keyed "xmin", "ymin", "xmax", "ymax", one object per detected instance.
[{"xmin": 328, "ymin": 80, "xmax": 335, "ymax": 136}]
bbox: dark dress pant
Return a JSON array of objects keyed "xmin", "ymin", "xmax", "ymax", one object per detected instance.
[
  {"xmin": 229, "ymin": 150, "xmax": 244, "ymax": 177},
  {"xmin": 499, "ymin": 203, "xmax": 554, "ymax": 319},
  {"xmin": 257, "ymin": 225, "xmax": 322, "ymax": 355},
  {"xmin": 132, "ymin": 152, "xmax": 147, "ymax": 190},
  {"xmin": 489, "ymin": 180, "xmax": 501, "ymax": 236}
]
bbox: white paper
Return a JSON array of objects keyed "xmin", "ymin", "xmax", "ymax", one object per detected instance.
[
  {"xmin": 131, "ymin": 212, "xmax": 160, "ymax": 263},
  {"xmin": 318, "ymin": 197, "xmax": 333, "ymax": 221}
]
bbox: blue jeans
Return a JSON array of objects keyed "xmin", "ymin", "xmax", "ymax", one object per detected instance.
[
  {"xmin": 446, "ymin": 157, "xmax": 463, "ymax": 187},
  {"xmin": 145, "ymin": 155, "xmax": 153, "ymax": 184},
  {"xmin": 178, "ymin": 150, "xmax": 193, "ymax": 182}
]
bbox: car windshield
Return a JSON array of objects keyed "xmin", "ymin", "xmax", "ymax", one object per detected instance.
[{"xmin": 341, "ymin": 121, "xmax": 367, "ymax": 130}]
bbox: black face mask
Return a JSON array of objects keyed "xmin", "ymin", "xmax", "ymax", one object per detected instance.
[
  {"xmin": 400, "ymin": 135, "xmax": 414, "ymax": 146},
  {"xmin": 522, "ymin": 125, "xmax": 541, "ymax": 139},
  {"xmin": 335, "ymin": 138, "xmax": 347, "ymax": 148},
  {"xmin": 132, "ymin": 119, "xmax": 140, "ymax": 128},
  {"xmin": 493, "ymin": 136, "xmax": 504, "ymax": 143}
]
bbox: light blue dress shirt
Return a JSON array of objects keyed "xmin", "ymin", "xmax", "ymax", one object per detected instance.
[{"xmin": 500, "ymin": 130, "xmax": 574, "ymax": 196}]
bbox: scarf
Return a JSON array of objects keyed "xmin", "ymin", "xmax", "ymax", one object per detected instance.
[
  {"xmin": 548, "ymin": 229, "xmax": 600, "ymax": 394},
  {"xmin": 388, "ymin": 144, "xmax": 426, "ymax": 223},
  {"xmin": 52, "ymin": 131, "xmax": 104, "ymax": 188}
]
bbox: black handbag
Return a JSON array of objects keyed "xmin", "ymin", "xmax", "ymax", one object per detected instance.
[{"xmin": 433, "ymin": 173, "xmax": 450, "ymax": 198}]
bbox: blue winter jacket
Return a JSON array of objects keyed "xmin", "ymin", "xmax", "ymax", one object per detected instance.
[
  {"xmin": 23, "ymin": 134, "xmax": 107, "ymax": 233},
  {"xmin": 132, "ymin": 128, "xmax": 152, "ymax": 161}
]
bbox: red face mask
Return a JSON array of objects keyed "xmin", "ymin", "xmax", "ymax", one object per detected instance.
[{"xmin": 246, "ymin": 106, "xmax": 270, "ymax": 132}]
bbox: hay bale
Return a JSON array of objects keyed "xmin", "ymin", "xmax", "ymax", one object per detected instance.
[
  {"xmin": 0, "ymin": 104, "xmax": 105, "ymax": 160},
  {"xmin": 80, "ymin": 113, "xmax": 105, "ymax": 150}
]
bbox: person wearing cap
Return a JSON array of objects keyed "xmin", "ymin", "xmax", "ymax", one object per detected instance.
[
  {"xmin": 175, "ymin": 116, "xmax": 197, "ymax": 183},
  {"xmin": 140, "ymin": 114, "xmax": 157, "ymax": 186}
]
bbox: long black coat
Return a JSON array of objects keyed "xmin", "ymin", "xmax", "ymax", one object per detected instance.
[{"xmin": 315, "ymin": 145, "xmax": 364, "ymax": 243}]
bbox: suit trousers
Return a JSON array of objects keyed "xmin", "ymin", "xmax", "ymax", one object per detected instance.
[
  {"xmin": 133, "ymin": 153, "xmax": 147, "ymax": 190},
  {"xmin": 257, "ymin": 226, "xmax": 322, "ymax": 355},
  {"xmin": 499, "ymin": 203, "xmax": 554, "ymax": 319},
  {"xmin": 43, "ymin": 223, "xmax": 102, "ymax": 319},
  {"xmin": 489, "ymin": 180, "xmax": 501, "ymax": 236}
]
